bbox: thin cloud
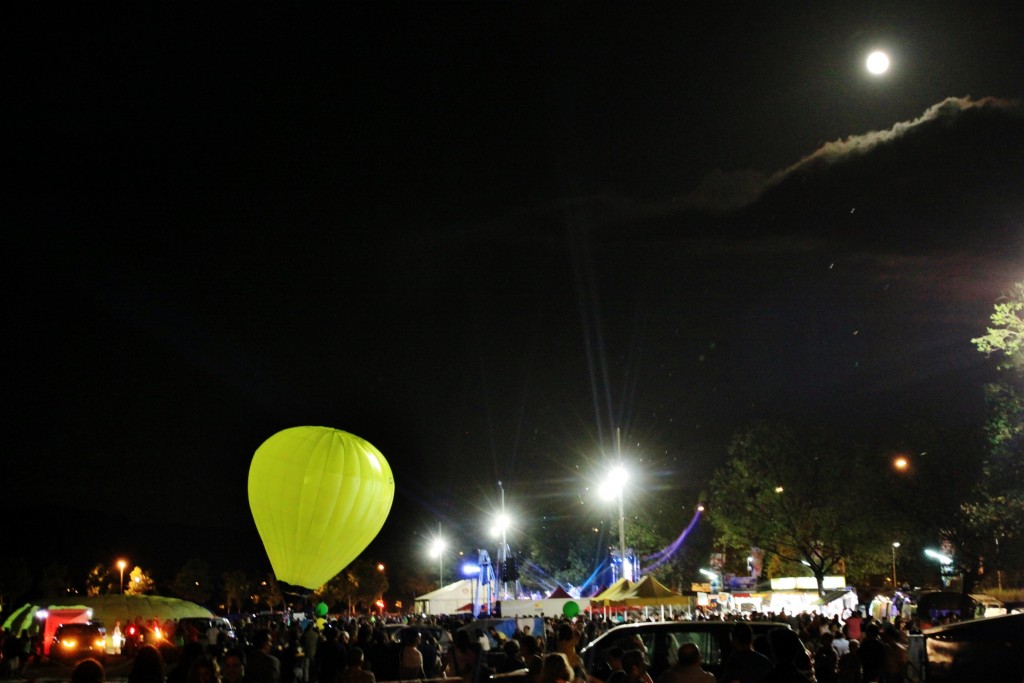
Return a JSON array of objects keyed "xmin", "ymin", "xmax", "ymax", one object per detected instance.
[{"xmin": 683, "ymin": 96, "xmax": 1022, "ymax": 213}]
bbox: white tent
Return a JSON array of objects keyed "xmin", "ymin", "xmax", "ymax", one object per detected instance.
[{"xmin": 414, "ymin": 580, "xmax": 482, "ymax": 616}]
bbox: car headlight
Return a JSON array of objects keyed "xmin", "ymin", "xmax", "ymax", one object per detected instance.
[{"xmin": 62, "ymin": 638, "xmax": 78, "ymax": 649}]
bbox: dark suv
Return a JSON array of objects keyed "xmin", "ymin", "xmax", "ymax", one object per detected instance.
[
  {"xmin": 580, "ymin": 621, "xmax": 791, "ymax": 679},
  {"xmin": 51, "ymin": 623, "xmax": 107, "ymax": 663}
]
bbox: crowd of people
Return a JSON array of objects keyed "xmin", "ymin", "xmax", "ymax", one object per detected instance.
[{"xmin": 0, "ymin": 607, "xmax": 919, "ymax": 683}]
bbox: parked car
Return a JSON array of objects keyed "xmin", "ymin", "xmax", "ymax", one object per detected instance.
[
  {"xmin": 51, "ymin": 623, "xmax": 107, "ymax": 663},
  {"xmin": 580, "ymin": 621, "xmax": 792, "ymax": 680},
  {"xmin": 385, "ymin": 624, "xmax": 451, "ymax": 647},
  {"xmin": 177, "ymin": 617, "xmax": 237, "ymax": 643}
]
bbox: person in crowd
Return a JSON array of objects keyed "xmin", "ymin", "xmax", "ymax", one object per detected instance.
[
  {"xmin": 554, "ymin": 623, "xmax": 586, "ymax": 683},
  {"xmin": 420, "ymin": 633, "xmax": 443, "ymax": 678},
  {"xmin": 398, "ymin": 629, "xmax": 425, "ymax": 681},
  {"xmin": 316, "ymin": 627, "xmax": 346, "ymax": 683},
  {"xmin": 339, "ymin": 647, "xmax": 375, "ymax": 683},
  {"xmin": 448, "ymin": 628, "xmax": 486, "ymax": 683},
  {"xmin": 279, "ymin": 628, "xmax": 302, "ymax": 683},
  {"xmin": 207, "ymin": 624, "xmax": 224, "ymax": 658},
  {"xmin": 881, "ymin": 625, "xmax": 907, "ymax": 683},
  {"xmin": 494, "ymin": 638, "xmax": 527, "ymax": 674},
  {"xmin": 655, "ymin": 643, "xmax": 713, "ymax": 683},
  {"xmin": 187, "ymin": 656, "xmax": 221, "ymax": 683},
  {"xmin": 617, "ymin": 650, "xmax": 652, "ymax": 683},
  {"xmin": 830, "ymin": 627, "xmax": 850, "ymax": 658},
  {"xmin": 1, "ymin": 629, "xmax": 22, "ymax": 677},
  {"xmin": 129, "ymin": 645, "xmax": 167, "ymax": 683},
  {"xmin": 519, "ymin": 634, "xmax": 545, "ymax": 683},
  {"xmin": 302, "ymin": 623, "xmax": 321, "ymax": 683},
  {"xmin": 540, "ymin": 653, "xmax": 574, "ymax": 683},
  {"xmin": 719, "ymin": 622, "xmax": 773, "ymax": 683},
  {"xmin": 760, "ymin": 628, "xmax": 813, "ymax": 682},
  {"xmin": 171, "ymin": 642, "xmax": 210, "ymax": 683},
  {"xmin": 366, "ymin": 628, "xmax": 395, "ymax": 681},
  {"xmin": 835, "ymin": 639, "xmax": 861, "ymax": 683},
  {"xmin": 475, "ymin": 629, "xmax": 490, "ymax": 652},
  {"xmin": 71, "ymin": 658, "xmax": 106, "ymax": 683},
  {"xmin": 591, "ymin": 646, "xmax": 624, "ymax": 683},
  {"xmin": 812, "ymin": 632, "xmax": 838, "ymax": 683},
  {"xmin": 857, "ymin": 624, "xmax": 885, "ymax": 683},
  {"xmin": 221, "ymin": 648, "xmax": 254, "ymax": 683},
  {"xmin": 843, "ymin": 612, "xmax": 862, "ymax": 642},
  {"xmin": 248, "ymin": 629, "xmax": 282, "ymax": 683}
]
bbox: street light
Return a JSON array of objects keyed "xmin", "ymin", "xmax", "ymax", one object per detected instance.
[
  {"xmin": 599, "ymin": 464, "xmax": 630, "ymax": 581},
  {"xmin": 430, "ymin": 537, "xmax": 447, "ymax": 590},
  {"xmin": 891, "ymin": 542, "xmax": 901, "ymax": 588},
  {"xmin": 924, "ymin": 548, "xmax": 953, "ymax": 565},
  {"xmin": 117, "ymin": 559, "xmax": 128, "ymax": 595},
  {"xmin": 925, "ymin": 548, "xmax": 954, "ymax": 587}
]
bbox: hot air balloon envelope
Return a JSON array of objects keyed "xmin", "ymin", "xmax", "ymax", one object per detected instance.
[{"xmin": 248, "ymin": 426, "xmax": 395, "ymax": 590}]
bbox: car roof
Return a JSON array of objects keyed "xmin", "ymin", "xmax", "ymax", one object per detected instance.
[
  {"xmin": 54, "ymin": 623, "xmax": 103, "ymax": 633},
  {"xmin": 584, "ymin": 620, "xmax": 790, "ymax": 644}
]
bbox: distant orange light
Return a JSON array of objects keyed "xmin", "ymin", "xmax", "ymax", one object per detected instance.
[{"xmin": 893, "ymin": 456, "xmax": 909, "ymax": 471}]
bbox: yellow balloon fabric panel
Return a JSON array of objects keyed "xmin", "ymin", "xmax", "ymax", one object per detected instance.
[{"xmin": 248, "ymin": 426, "xmax": 395, "ymax": 590}]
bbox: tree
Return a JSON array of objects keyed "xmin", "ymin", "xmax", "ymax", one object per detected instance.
[
  {"xmin": 708, "ymin": 422, "xmax": 889, "ymax": 595},
  {"xmin": 315, "ymin": 571, "xmax": 355, "ymax": 614},
  {"xmin": 85, "ymin": 564, "xmax": 114, "ymax": 596},
  {"xmin": 125, "ymin": 566, "xmax": 156, "ymax": 595},
  {"xmin": 40, "ymin": 563, "xmax": 71, "ymax": 598},
  {"xmin": 255, "ymin": 573, "xmax": 283, "ymax": 612},
  {"xmin": 959, "ymin": 282, "xmax": 1024, "ymax": 591},
  {"xmin": 348, "ymin": 559, "xmax": 389, "ymax": 609},
  {"xmin": 972, "ymin": 282, "xmax": 1024, "ymax": 371},
  {"xmin": 171, "ymin": 559, "xmax": 212, "ymax": 605},
  {"xmin": 222, "ymin": 570, "xmax": 251, "ymax": 614},
  {"xmin": 0, "ymin": 557, "xmax": 31, "ymax": 612}
]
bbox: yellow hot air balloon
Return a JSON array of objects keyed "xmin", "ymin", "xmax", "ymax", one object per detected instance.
[{"xmin": 248, "ymin": 426, "xmax": 395, "ymax": 590}]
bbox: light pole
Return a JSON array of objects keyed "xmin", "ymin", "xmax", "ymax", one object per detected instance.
[
  {"xmin": 117, "ymin": 559, "xmax": 128, "ymax": 594},
  {"xmin": 891, "ymin": 542, "xmax": 901, "ymax": 588},
  {"xmin": 430, "ymin": 536, "xmax": 447, "ymax": 590},
  {"xmin": 599, "ymin": 466, "xmax": 629, "ymax": 581},
  {"xmin": 498, "ymin": 481, "xmax": 509, "ymax": 598}
]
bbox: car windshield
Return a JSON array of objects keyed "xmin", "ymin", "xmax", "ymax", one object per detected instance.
[{"xmin": 56, "ymin": 625, "xmax": 101, "ymax": 637}]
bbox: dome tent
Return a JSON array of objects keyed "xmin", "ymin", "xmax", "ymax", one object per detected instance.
[{"xmin": 4, "ymin": 594, "xmax": 213, "ymax": 634}]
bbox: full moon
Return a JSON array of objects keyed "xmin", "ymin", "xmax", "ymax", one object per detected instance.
[{"xmin": 866, "ymin": 50, "xmax": 890, "ymax": 75}]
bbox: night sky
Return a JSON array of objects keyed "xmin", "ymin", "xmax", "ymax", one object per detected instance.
[{"xmin": 6, "ymin": 3, "xmax": 1024, "ymax": 585}]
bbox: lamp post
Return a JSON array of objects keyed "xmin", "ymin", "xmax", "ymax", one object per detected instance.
[
  {"xmin": 891, "ymin": 542, "xmax": 901, "ymax": 588},
  {"xmin": 497, "ymin": 481, "xmax": 509, "ymax": 599},
  {"xmin": 117, "ymin": 559, "xmax": 128, "ymax": 594},
  {"xmin": 600, "ymin": 464, "xmax": 630, "ymax": 581},
  {"xmin": 430, "ymin": 537, "xmax": 447, "ymax": 590}
]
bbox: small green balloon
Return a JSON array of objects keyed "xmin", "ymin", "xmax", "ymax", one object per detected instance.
[
  {"xmin": 562, "ymin": 600, "xmax": 580, "ymax": 618},
  {"xmin": 315, "ymin": 602, "xmax": 329, "ymax": 617}
]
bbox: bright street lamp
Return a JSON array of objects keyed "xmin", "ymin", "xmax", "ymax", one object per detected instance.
[
  {"xmin": 924, "ymin": 548, "xmax": 953, "ymax": 565},
  {"xmin": 925, "ymin": 548, "xmax": 954, "ymax": 587},
  {"xmin": 117, "ymin": 559, "xmax": 128, "ymax": 595},
  {"xmin": 599, "ymin": 464, "xmax": 629, "ymax": 581}
]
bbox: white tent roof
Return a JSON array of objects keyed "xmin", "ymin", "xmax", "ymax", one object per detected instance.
[{"xmin": 415, "ymin": 579, "xmax": 478, "ymax": 602}]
